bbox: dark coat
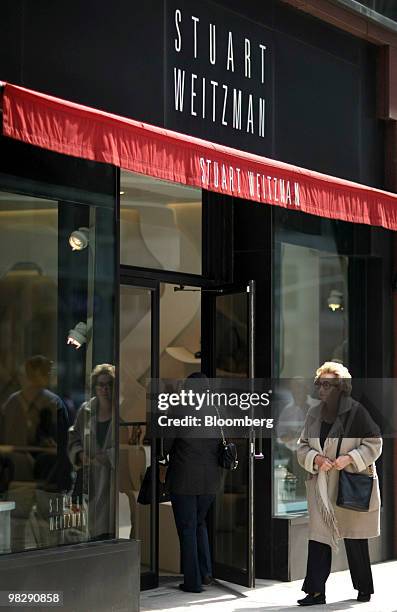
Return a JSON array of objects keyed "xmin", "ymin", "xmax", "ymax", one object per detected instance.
[{"xmin": 165, "ymin": 437, "xmax": 222, "ymax": 495}]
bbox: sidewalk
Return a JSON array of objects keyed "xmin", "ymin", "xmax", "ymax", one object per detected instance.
[{"xmin": 141, "ymin": 561, "xmax": 397, "ymax": 612}]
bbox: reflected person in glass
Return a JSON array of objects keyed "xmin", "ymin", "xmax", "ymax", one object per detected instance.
[
  {"xmin": 0, "ymin": 355, "xmax": 72, "ymax": 550},
  {"xmin": 296, "ymin": 362, "xmax": 382, "ymax": 606},
  {"xmin": 68, "ymin": 364, "xmax": 116, "ymax": 540},
  {"xmin": 275, "ymin": 379, "xmax": 319, "ymax": 513}
]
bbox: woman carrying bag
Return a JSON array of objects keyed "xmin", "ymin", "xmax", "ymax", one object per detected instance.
[
  {"xmin": 164, "ymin": 372, "xmax": 223, "ymax": 594},
  {"xmin": 297, "ymin": 362, "xmax": 382, "ymax": 606}
]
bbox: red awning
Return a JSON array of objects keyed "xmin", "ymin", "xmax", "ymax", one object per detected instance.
[{"xmin": 2, "ymin": 81, "xmax": 397, "ymax": 231}]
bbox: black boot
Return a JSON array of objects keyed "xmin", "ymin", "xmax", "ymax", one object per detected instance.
[
  {"xmin": 297, "ymin": 593, "xmax": 326, "ymax": 606},
  {"xmin": 178, "ymin": 584, "xmax": 202, "ymax": 593},
  {"xmin": 357, "ymin": 592, "xmax": 371, "ymax": 602}
]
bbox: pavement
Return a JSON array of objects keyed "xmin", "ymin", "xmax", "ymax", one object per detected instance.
[{"xmin": 140, "ymin": 561, "xmax": 397, "ymax": 612}]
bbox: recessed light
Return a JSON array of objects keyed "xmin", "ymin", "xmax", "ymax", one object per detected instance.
[{"xmin": 119, "ymin": 191, "xmax": 125, "ymax": 195}]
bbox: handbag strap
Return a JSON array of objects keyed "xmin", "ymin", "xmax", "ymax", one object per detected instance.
[
  {"xmin": 214, "ymin": 405, "xmax": 227, "ymax": 446},
  {"xmin": 336, "ymin": 402, "xmax": 357, "ymax": 458}
]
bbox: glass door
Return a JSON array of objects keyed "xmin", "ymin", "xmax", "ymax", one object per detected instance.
[
  {"xmin": 202, "ymin": 281, "xmax": 256, "ymax": 588},
  {"xmin": 118, "ymin": 277, "xmax": 159, "ymax": 590}
]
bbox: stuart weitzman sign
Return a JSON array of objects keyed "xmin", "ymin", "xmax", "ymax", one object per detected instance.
[{"xmin": 165, "ymin": 0, "xmax": 273, "ymax": 154}]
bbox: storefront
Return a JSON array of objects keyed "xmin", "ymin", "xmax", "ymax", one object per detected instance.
[{"xmin": 0, "ymin": 1, "xmax": 396, "ymax": 610}]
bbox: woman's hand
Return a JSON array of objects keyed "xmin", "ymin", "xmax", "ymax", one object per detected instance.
[
  {"xmin": 314, "ymin": 454, "xmax": 334, "ymax": 472},
  {"xmin": 77, "ymin": 450, "xmax": 90, "ymax": 467},
  {"xmin": 334, "ymin": 454, "xmax": 353, "ymax": 470}
]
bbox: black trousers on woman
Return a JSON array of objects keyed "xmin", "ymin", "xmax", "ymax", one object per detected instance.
[{"xmin": 302, "ymin": 539, "xmax": 374, "ymax": 595}]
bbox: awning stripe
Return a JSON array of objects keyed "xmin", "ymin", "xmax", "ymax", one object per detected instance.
[{"xmin": 2, "ymin": 82, "xmax": 397, "ymax": 230}]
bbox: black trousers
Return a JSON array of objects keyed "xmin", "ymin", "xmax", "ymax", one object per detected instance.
[
  {"xmin": 171, "ymin": 494, "xmax": 215, "ymax": 590},
  {"xmin": 302, "ymin": 539, "xmax": 374, "ymax": 595}
]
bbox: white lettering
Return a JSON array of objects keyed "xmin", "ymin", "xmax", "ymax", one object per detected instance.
[
  {"xmin": 191, "ymin": 73, "xmax": 197, "ymax": 116},
  {"xmin": 267, "ymin": 176, "xmax": 272, "ymax": 200},
  {"xmin": 200, "ymin": 157, "xmax": 206, "ymax": 185},
  {"xmin": 214, "ymin": 161, "xmax": 219, "ymax": 188},
  {"xmin": 256, "ymin": 173, "xmax": 261, "ymax": 198},
  {"xmin": 227, "ymin": 32, "xmax": 235, "ymax": 72},
  {"xmin": 246, "ymin": 94, "xmax": 254, "ymax": 134},
  {"xmin": 202, "ymin": 77, "xmax": 206, "ymax": 118},
  {"xmin": 232, "ymin": 89, "xmax": 242, "ymax": 130},
  {"xmin": 259, "ymin": 98, "xmax": 266, "ymax": 138},
  {"xmin": 174, "ymin": 68, "xmax": 185, "ymax": 111},
  {"xmin": 273, "ymin": 178, "xmax": 279, "ymax": 202},
  {"xmin": 286, "ymin": 181, "xmax": 292, "ymax": 205},
  {"xmin": 210, "ymin": 80, "xmax": 218, "ymax": 122},
  {"xmin": 221, "ymin": 164, "xmax": 227, "ymax": 190},
  {"xmin": 248, "ymin": 171, "xmax": 255, "ymax": 197},
  {"xmin": 229, "ymin": 166, "xmax": 234, "ymax": 192},
  {"xmin": 192, "ymin": 16, "xmax": 199, "ymax": 58},
  {"xmin": 174, "ymin": 9, "xmax": 182, "ymax": 52},
  {"xmin": 262, "ymin": 175, "xmax": 266, "ymax": 199},
  {"xmin": 279, "ymin": 179, "xmax": 285, "ymax": 203},
  {"xmin": 259, "ymin": 44, "xmax": 266, "ymax": 83},
  {"xmin": 244, "ymin": 38, "xmax": 251, "ymax": 78},
  {"xmin": 236, "ymin": 168, "xmax": 241, "ymax": 193},
  {"xmin": 294, "ymin": 183, "xmax": 301, "ymax": 206},
  {"xmin": 222, "ymin": 84, "xmax": 228, "ymax": 126},
  {"xmin": 209, "ymin": 23, "xmax": 216, "ymax": 65}
]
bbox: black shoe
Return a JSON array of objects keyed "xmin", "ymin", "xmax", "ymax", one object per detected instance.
[
  {"xmin": 178, "ymin": 584, "xmax": 202, "ymax": 593},
  {"xmin": 297, "ymin": 593, "xmax": 326, "ymax": 606},
  {"xmin": 202, "ymin": 575, "xmax": 214, "ymax": 586},
  {"xmin": 357, "ymin": 592, "xmax": 371, "ymax": 602}
]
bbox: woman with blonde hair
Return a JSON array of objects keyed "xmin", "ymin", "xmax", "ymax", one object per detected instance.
[
  {"xmin": 68, "ymin": 364, "xmax": 116, "ymax": 539},
  {"xmin": 297, "ymin": 361, "xmax": 382, "ymax": 606}
]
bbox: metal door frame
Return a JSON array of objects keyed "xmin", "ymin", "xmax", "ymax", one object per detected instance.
[
  {"xmin": 119, "ymin": 272, "xmax": 160, "ymax": 590},
  {"xmin": 202, "ymin": 280, "xmax": 256, "ymax": 588}
]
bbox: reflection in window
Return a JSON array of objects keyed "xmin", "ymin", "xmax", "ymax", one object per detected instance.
[
  {"xmin": 273, "ymin": 224, "xmax": 349, "ymax": 517},
  {"xmin": 118, "ymin": 285, "xmax": 152, "ymax": 573},
  {"xmin": 120, "ymin": 171, "xmax": 202, "ymax": 274},
  {"xmin": 0, "ymin": 192, "xmax": 116, "ymax": 553}
]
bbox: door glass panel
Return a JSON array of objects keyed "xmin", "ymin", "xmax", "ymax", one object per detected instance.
[
  {"xmin": 213, "ymin": 292, "xmax": 249, "ymax": 575},
  {"xmin": 158, "ymin": 283, "xmax": 201, "ymax": 576},
  {"xmin": 118, "ymin": 285, "xmax": 152, "ymax": 573},
  {"xmin": 120, "ymin": 171, "xmax": 202, "ymax": 275}
]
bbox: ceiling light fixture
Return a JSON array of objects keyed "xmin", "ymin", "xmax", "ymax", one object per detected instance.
[
  {"xmin": 327, "ymin": 289, "xmax": 343, "ymax": 312},
  {"xmin": 69, "ymin": 227, "xmax": 89, "ymax": 251}
]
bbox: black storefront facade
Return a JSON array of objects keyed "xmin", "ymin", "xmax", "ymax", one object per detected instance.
[{"xmin": 0, "ymin": 1, "xmax": 396, "ymax": 610}]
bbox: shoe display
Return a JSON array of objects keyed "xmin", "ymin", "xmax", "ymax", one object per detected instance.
[
  {"xmin": 297, "ymin": 593, "xmax": 326, "ymax": 606},
  {"xmin": 202, "ymin": 575, "xmax": 214, "ymax": 586},
  {"xmin": 178, "ymin": 584, "xmax": 203, "ymax": 593},
  {"xmin": 357, "ymin": 592, "xmax": 371, "ymax": 602}
]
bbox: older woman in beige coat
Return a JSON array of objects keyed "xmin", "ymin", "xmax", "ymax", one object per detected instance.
[{"xmin": 297, "ymin": 362, "xmax": 382, "ymax": 607}]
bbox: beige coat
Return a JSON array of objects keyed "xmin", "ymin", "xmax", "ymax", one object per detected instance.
[
  {"xmin": 297, "ymin": 396, "xmax": 382, "ymax": 548},
  {"xmin": 68, "ymin": 398, "xmax": 115, "ymax": 538}
]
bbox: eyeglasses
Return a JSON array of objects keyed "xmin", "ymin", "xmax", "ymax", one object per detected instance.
[
  {"xmin": 96, "ymin": 381, "xmax": 113, "ymax": 389},
  {"xmin": 314, "ymin": 380, "xmax": 339, "ymax": 390}
]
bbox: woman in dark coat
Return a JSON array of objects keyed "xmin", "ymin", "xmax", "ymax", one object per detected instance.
[{"xmin": 164, "ymin": 372, "xmax": 222, "ymax": 593}]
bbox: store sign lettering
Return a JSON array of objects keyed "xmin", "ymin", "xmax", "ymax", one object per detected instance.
[
  {"xmin": 173, "ymin": 10, "xmax": 267, "ymax": 137},
  {"xmin": 48, "ymin": 495, "xmax": 87, "ymax": 532},
  {"xmin": 199, "ymin": 156, "xmax": 301, "ymax": 207},
  {"xmin": 166, "ymin": 0, "xmax": 273, "ymax": 154}
]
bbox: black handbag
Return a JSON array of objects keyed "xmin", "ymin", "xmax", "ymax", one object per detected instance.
[
  {"xmin": 218, "ymin": 439, "xmax": 238, "ymax": 470},
  {"xmin": 137, "ymin": 465, "xmax": 170, "ymax": 505},
  {"xmin": 215, "ymin": 407, "xmax": 238, "ymax": 470},
  {"xmin": 336, "ymin": 407, "xmax": 373, "ymax": 512}
]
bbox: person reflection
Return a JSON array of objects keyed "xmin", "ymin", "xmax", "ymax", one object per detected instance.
[
  {"xmin": 68, "ymin": 364, "xmax": 115, "ymax": 540},
  {"xmin": 275, "ymin": 379, "xmax": 319, "ymax": 511},
  {"xmin": 0, "ymin": 355, "xmax": 72, "ymax": 550}
]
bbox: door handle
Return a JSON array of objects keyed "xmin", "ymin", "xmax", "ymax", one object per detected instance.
[{"xmin": 254, "ymin": 435, "xmax": 264, "ymax": 460}]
